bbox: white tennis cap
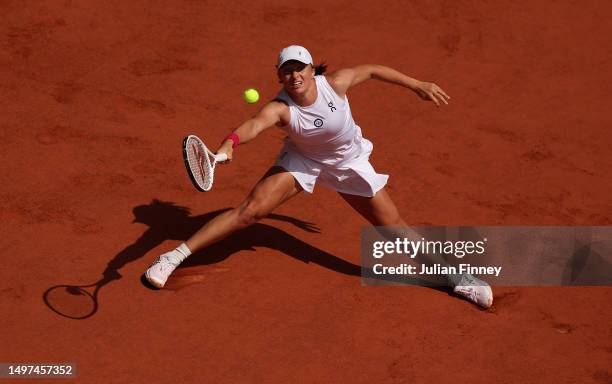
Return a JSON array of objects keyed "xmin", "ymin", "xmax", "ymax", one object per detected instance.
[{"xmin": 277, "ymin": 45, "xmax": 313, "ymax": 68}]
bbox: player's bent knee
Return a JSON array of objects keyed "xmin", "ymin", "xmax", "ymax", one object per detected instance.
[{"xmin": 235, "ymin": 199, "xmax": 268, "ymax": 227}]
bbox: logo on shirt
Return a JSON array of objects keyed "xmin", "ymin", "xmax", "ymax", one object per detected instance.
[
  {"xmin": 314, "ymin": 118, "xmax": 324, "ymax": 128},
  {"xmin": 328, "ymin": 101, "xmax": 337, "ymax": 112}
]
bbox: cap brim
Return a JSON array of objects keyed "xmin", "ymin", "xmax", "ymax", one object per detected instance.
[{"xmin": 277, "ymin": 59, "xmax": 312, "ymax": 69}]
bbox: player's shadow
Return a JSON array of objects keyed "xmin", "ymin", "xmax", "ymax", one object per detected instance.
[
  {"xmin": 115, "ymin": 199, "xmax": 359, "ymax": 281},
  {"xmin": 100, "ymin": 199, "xmax": 439, "ymax": 290},
  {"xmin": 43, "ymin": 199, "xmax": 446, "ymax": 319}
]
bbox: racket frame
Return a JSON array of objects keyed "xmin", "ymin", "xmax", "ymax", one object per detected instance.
[{"xmin": 182, "ymin": 135, "xmax": 226, "ymax": 192}]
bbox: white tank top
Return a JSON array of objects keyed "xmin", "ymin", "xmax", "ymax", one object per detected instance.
[{"xmin": 275, "ymin": 75, "xmax": 364, "ymax": 166}]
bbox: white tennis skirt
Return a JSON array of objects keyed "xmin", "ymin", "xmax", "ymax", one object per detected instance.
[{"xmin": 274, "ymin": 138, "xmax": 389, "ymax": 197}]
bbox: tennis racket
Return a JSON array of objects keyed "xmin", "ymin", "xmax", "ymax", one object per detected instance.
[{"xmin": 182, "ymin": 135, "xmax": 228, "ymax": 192}]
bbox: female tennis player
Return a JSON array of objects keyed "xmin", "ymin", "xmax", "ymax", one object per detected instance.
[{"xmin": 145, "ymin": 45, "xmax": 493, "ymax": 308}]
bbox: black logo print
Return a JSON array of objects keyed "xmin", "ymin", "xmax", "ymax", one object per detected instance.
[
  {"xmin": 314, "ymin": 118, "xmax": 323, "ymax": 127},
  {"xmin": 328, "ymin": 101, "xmax": 337, "ymax": 112}
]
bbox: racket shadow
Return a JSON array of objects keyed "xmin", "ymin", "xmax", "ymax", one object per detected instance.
[{"xmin": 43, "ymin": 280, "xmax": 104, "ymax": 320}]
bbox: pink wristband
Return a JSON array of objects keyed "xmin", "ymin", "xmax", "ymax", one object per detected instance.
[{"xmin": 224, "ymin": 132, "xmax": 240, "ymax": 149}]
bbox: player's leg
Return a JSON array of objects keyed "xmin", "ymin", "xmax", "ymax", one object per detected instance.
[
  {"xmin": 339, "ymin": 188, "xmax": 493, "ymax": 308},
  {"xmin": 339, "ymin": 187, "xmax": 441, "ymax": 269},
  {"xmin": 339, "ymin": 187, "xmax": 405, "ymax": 227},
  {"xmin": 186, "ymin": 166, "xmax": 302, "ymax": 251},
  {"xmin": 145, "ymin": 166, "xmax": 302, "ymax": 288}
]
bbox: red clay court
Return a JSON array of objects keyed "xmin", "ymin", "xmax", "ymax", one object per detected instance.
[{"xmin": 1, "ymin": 1, "xmax": 611, "ymax": 382}]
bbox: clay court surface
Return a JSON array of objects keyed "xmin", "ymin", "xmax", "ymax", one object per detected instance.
[{"xmin": 1, "ymin": 1, "xmax": 611, "ymax": 382}]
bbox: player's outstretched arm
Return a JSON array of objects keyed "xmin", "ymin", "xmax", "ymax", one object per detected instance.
[
  {"xmin": 216, "ymin": 101, "xmax": 288, "ymax": 160},
  {"xmin": 328, "ymin": 65, "xmax": 450, "ymax": 107}
]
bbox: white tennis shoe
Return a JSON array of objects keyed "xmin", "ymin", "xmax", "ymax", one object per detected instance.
[
  {"xmin": 145, "ymin": 251, "xmax": 184, "ymax": 288},
  {"xmin": 453, "ymin": 274, "xmax": 494, "ymax": 309}
]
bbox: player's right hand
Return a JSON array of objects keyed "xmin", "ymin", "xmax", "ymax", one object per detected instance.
[{"xmin": 216, "ymin": 141, "xmax": 233, "ymax": 163}]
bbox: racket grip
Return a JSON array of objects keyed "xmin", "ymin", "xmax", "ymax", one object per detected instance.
[{"xmin": 215, "ymin": 153, "xmax": 228, "ymax": 162}]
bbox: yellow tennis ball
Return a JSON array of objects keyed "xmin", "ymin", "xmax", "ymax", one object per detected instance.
[{"xmin": 243, "ymin": 88, "xmax": 259, "ymax": 104}]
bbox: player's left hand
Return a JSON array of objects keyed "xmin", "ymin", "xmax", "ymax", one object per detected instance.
[{"xmin": 414, "ymin": 81, "xmax": 450, "ymax": 107}]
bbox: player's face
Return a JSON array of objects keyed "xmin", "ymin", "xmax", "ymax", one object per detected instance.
[{"xmin": 278, "ymin": 61, "xmax": 314, "ymax": 95}]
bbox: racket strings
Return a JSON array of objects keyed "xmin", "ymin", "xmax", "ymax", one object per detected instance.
[{"xmin": 186, "ymin": 139, "xmax": 215, "ymax": 190}]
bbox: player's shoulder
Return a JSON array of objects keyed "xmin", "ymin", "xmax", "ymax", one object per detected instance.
[
  {"xmin": 324, "ymin": 69, "xmax": 354, "ymax": 98},
  {"xmin": 263, "ymin": 99, "xmax": 291, "ymax": 126},
  {"xmin": 267, "ymin": 98, "xmax": 291, "ymax": 115},
  {"xmin": 270, "ymin": 97, "xmax": 290, "ymax": 107},
  {"xmin": 326, "ymin": 67, "xmax": 354, "ymax": 83}
]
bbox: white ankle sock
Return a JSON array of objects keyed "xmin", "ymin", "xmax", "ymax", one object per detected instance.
[
  {"xmin": 175, "ymin": 243, "xmax": 192, "ymax": 260},
  {"xmin": 165, "ymin": 243, "xmax": 192, "ymax": 265}
]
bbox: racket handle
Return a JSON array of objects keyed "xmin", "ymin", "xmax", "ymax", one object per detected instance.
[{"xmin": 214, "ymin": 153, "xmax": 228, "ymax": 162}]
